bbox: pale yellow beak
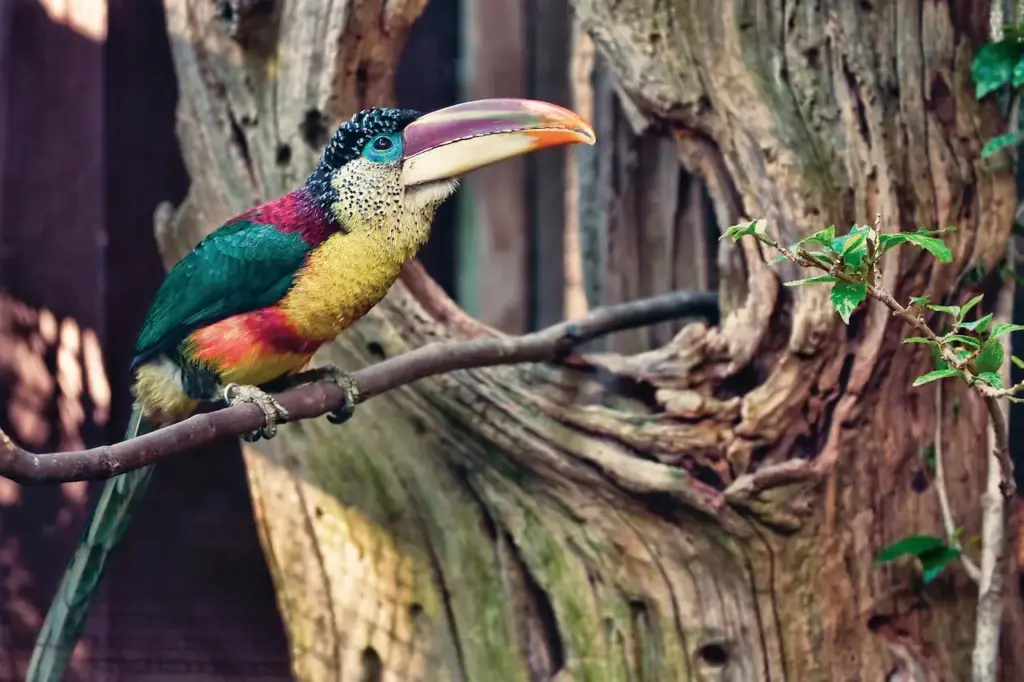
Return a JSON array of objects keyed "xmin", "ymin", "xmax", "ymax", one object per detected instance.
[{"xmin": 400, "ymin": 98, "xmax": 596, "ymax": 187}]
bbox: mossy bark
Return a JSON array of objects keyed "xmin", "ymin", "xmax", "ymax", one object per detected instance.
[{"xmin": 159, "ymin": 0, "xmax": 1023, "ymax": 680}]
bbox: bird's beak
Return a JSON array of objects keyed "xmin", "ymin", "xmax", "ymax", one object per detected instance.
[{"xmin": 400, "ymin": 98, "xmax": 596, "ymax": 187}]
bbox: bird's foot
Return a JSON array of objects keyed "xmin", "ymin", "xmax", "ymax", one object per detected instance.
[
  {"xmin": 315, "ymin": 365, "xmax": 360, "ymax": 425},
  {"xmin": 223, "ymin": 383, "xmax": 290, "ymax": 442}
]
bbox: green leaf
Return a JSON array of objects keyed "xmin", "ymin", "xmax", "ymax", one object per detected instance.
[
  {"xmin": 927, "ymin": 304, "xmax": 962, "ymax": 318},
  {"xmin": 903, "ymin": 337, "xmax": 937, "ymax": 345},
  {"xmin": 959, "ymin": 313, "xmax": 993, "ymax": 334},
  {"xmin": 978, "ymin": 372, "xmax": 1004, "ymax": 389},
  {"xmin": 831, "ymin": 225, "xmax": 871, "ymax": 270},
  {"xmin": 722, "ymin": 219, "xmax": 763, "ymax": 242},
  {"xmin": 1012, "ymin": 355, "xmax": 1024, "ymax": 371},
  {"xmin": 972, "ymin": 40, "xmax": 1023, "ymax": 98},
  {"xmin": 807, "ymin": 251, "xmax": 834, "ymax": 267},
  {"xmin": 930, "ymin": 340, "xmax": 950, "ymax": 371},
  {"xmin": 981, "ymin": 130, "xmax": 1024, "ymax": 158},
  {"xmin": 921, "ymin": 443, "xmax": 936, "ymax": 471},
  {"xmin": 878, "ymin": 232, "xmax": 953, "ymax": 263},
  {"xmin": 913, "ymin": 368, "xmax": 961, "ymax": 386},
  {"xmin": 976, "ymin": 338, "xmax": 1005, "ymax": 374},
  {"xmin": 830, "ymin": 281, "xmax": 867, "ymax": 324},
  {"xmin": 991, "ymin": 322, "xmax": 1024, "ymax": 339},
  {"xmin": 770, "ymin": 254, "xmax": 789, "ymax": 264},
  {"xmin": 943, "ymin": 334, "xmax": 981, "ymax": 349},
  {"xmin": 799, "ymin": 224, "xmax": 835, "ymax": 247},
  {"xmin": 783, "ymin": 275, "xmax": 838, "ymax": 287},
  {"xmin": 919, "ymin": 546, "xmax": 961, "ymax": 584},
  {"xmin": 910, "ymin": 295, "xmax": 931, "ymax": 306},
  {"xmin": 958, "ymin": 294, "xmax": 985, "ymax": 322},
  {"xmin": 874, "ymin": 534, "xmax": 947, "ymax": 564}
]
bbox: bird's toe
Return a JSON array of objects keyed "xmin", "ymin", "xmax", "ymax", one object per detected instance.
[
  {"xmin": 225, "ymin": 383, "xmax": 288, "ymax": 440},
  {"xmin": 323, "ymin": 369, "xmax": 359, "ymax": 425}
]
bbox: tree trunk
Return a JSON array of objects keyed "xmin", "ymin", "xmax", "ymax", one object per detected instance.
[{"xmin": 160, "ymin": 0, "xmax": 1023, "ymax": 680}]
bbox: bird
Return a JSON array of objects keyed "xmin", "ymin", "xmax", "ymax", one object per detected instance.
[{"xmin": 25, "ymin": 98, "xmax": 595, "ymax": 682}]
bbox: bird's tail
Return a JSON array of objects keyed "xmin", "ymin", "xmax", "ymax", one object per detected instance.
[{"xmin": 25, "ymin": 402, "xmax": 157, "ymax": 682}]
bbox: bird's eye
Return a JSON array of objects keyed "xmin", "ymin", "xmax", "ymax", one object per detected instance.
[{"xmin": 362, "ymin": 133, "xmax": 402, "ymax": 164}]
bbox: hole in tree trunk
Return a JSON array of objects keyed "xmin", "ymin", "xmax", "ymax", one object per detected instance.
[
  {"xmin": 359, "ymin": 646, "xmax": 383, "ymax": 682},
  {"xmin": 275, "ymin": 143, "xmax": 291, "ymax": 166},
  {"xmin": 697, "ymin": 642, "xmax": 729, "ymax": 667},
  {"xmin": 300, "ymin": 108, "xmax": 328, "ymax": 149},
  {"xmin": 228, "ymin": 112, "xmax": 253, "ymax": 174}
]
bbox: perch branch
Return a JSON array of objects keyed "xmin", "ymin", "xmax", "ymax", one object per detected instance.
[{"xmin": 0, "ymin": 290, "xmax": 718, "ymax": 485}]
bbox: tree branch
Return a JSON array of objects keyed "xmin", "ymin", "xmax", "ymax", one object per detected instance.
[
  {"xmin": 933, "ymin": 381, "xmax": 982, "ymax": 583},
  {"xmin": 0, "ymin": 290, "xmax": 718, "ymax": 485},
  {"xmin": 973, "ymin": 398, "xmax": 1012, "ymax": 682}
]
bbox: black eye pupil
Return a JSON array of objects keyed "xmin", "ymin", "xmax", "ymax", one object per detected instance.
[{"xmin": 373, "ymin": 136, "xmax": 392, "ymax": 151}]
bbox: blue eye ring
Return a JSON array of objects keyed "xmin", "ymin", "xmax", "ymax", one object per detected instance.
[{"xmin": 362, "ymin": 132, "xmax": 403, "ymax": 164}]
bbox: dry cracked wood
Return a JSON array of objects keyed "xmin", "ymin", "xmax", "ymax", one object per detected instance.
[{"xmin": 158, "ymin": 0, "xmax": 1023, "ymax": 680}]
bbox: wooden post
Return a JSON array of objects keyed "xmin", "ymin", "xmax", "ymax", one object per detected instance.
[
  {"xmin": 525, "ymin": 0, "xmax": 570, "ymax": 329},
  {"xmin": 457, "ymin": 0, "xmax": 529, "ymax": 333}
]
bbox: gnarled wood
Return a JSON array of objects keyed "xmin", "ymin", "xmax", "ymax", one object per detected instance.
[{"xmin": 160, "ymin": 0, "xmax": 1023, "ymax": 680}]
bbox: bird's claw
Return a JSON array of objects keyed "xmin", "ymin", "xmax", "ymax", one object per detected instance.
[
  {"xmin": 318, "ymin": 365, "xmax": 360, "ymax": 425},
  {"xmin": 223, "ymin": 383, "xmax": 290, "ymax": 441}
]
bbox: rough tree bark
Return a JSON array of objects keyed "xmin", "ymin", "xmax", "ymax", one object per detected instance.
[{"xmin": 159, "ymin": 0, "xmax": 1023, "ymax": 680}]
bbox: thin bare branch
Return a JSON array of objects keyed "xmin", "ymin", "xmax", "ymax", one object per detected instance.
[
  {"xmin": 0, "ymin": 290, "xmax": 718, "ymax": 485},
  {"xmin": 973, "ymin": 404, "xmax": 1010, "ymax": 682},
  {"xmin": 933, "ymin": 381, "xmax": 981, "ymax": 583}
]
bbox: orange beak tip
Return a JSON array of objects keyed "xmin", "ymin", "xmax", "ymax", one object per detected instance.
[{"xmin": 400, "ymin": 98, "xmax": 597, "ymax": 186}]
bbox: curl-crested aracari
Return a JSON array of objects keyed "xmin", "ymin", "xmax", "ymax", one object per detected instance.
[{"xmin": 26, "ymin": 98, "xmax": 595, "ymax": 682}]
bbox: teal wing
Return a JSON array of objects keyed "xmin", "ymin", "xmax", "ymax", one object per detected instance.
[
  {"xmin": 132, "ymin": 219, "xmax": 312, "ymax": 369},
  {"xmin": 26, "ymin": 405, "xmax": 155, "ymax": 682}
]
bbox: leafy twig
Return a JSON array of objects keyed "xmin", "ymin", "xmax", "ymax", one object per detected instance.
[
  {"xmin": 724, "ymin": 214, "xmax": 1016, "ymax": 682},
  {"xmin": 728, "ymin": 217, "xmax": 1017, "ymax": 494}
]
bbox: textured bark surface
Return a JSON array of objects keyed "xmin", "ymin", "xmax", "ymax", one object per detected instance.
[{"xmin": 161, "ymin": 0, "xmax": 1024, "ymax": 680}]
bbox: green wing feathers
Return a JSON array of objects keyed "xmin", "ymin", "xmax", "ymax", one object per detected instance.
[
  {"xmin": 25, "ymin": 404, "xmax": 156, "ymax": 682},
  {"xmin": 132, "ymin": 220, "xmax": 311, "ymax": 368}
]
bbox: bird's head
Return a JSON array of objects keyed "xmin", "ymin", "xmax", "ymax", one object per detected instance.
[{"xmin": 306, "ymin": 99, "xmax": 595, "ymax": 246}]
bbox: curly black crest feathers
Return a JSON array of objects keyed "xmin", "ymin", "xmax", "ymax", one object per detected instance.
[{"xmin": 318, "ymin": 107, "xmax": 422, "ymax": 171}]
